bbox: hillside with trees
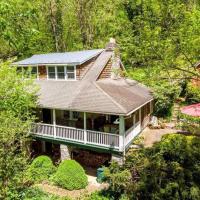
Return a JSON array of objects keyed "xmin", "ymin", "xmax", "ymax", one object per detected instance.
[{"xmin": 0, "ymin": 0, "xmax": 200, "ymax": 199}]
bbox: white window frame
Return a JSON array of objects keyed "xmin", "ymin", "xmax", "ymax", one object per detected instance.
[
  {"xmin": 47, "ymin": 65, "xmax": 76, "ymax": 81},
  {"xmin": 66, "ymin": 65, "xmax": 76, "ymax": 81}
]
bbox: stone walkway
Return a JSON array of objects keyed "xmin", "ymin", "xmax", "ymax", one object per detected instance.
[{"xmin": 140, "ymin": 127, "xmax": 178, "ymax": 147}]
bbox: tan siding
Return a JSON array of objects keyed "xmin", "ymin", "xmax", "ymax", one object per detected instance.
[
  {"xmin": 98, "ymin": 59, "xmax": 125, "ymax": 80},
  {"xmin": 98, "ymin": 59, "xmax": 112, "ymax": 79},
  {"xmin": 76, "ymin": 57, "xmax": 96, "ymax": 80},
  {"xmin": 39, "ymin": 66, "xmax": 47, "ymax": 80}
]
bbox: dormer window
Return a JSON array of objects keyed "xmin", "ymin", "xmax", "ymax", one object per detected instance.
[
  {"xmin": 57, "ymin": 66, "xmax": 65, "ymax": 79},
  {"xmin": 47, "ymin": 66, "xmax": 76, "ymax": 80},
  {"xmin": 48, "ymin": 66, "xmax": 56, "ymax": 79}
]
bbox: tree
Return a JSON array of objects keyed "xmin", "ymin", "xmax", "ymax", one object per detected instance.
[
  {"xmin": 104, "ymin": 134, "xmax": 200, "ymax": 200},
  {"xmin": 0, "ymin": 62, "xmax": 37, "ymax": 199},
  {"xmin": 124, "ymin": 0, "xmax": 200, "ymax": 76}
]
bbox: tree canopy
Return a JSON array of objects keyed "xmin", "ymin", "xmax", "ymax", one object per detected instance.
[{"xmin": 0, "ymin": 63, "xmax": 37, "ymax": 199}]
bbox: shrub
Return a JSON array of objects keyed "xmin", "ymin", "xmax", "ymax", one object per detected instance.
[
  {"xmin": 186, "ymin": 83, "xmax": 200, "ymax": 103},
  {"xmin": 21, "ymin": 187, "xmax": 61, "ymax": 200},
  {"xmin": 83, "ymin": 191, "xmax": 110, "ymax": 200},
  {"xmin": 51, "ymin": 160, "xmax": 88, "ymax": 190},
  {"xmin": 26, "ymin": 155, "xmax": 56, "ymax": 183},
  {"xmin": 106, "ymin": 134, "xmax": 200, "ymax": 199}
]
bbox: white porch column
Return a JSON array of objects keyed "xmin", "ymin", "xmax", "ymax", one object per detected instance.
[
  {"xmin": 84, "ymin": 112, "xmax": 87, "ymax": 144},
  {"xmin": 53, "ymin": 109, "xmax": 56, "ymax": 138},
  {"xmin": 119, "ymin": 116, "xmax": 125, "ymax": 153}
]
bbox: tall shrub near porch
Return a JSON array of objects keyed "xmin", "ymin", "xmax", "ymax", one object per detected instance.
[
  {"xmin": 51, "ymin": 160, "xmax": 88, "ymax": 190},
  {"xmin": 0, "ymin": 63, "xmax": 37, "ymax": 199}
]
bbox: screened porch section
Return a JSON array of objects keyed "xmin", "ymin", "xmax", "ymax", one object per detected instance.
[{"xmin": 37, "ymin": 109, "xmax": 120, "ymax": 134}]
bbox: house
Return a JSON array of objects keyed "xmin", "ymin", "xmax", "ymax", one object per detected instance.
[{"xmin": 13, "ymin": 39, "xmax": 153, "ymax": 166}]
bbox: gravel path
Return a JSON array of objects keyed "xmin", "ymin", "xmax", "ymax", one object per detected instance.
[
  {"xmin": 36, "ymin": 175, "xmax": 108, "ymax": 199},
  {"xmin": 141, "ymin": 127, "xmax": 178, "ymax": 147}
]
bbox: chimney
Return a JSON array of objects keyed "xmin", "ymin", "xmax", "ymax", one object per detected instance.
[
  {"xmin": 105, "ymin": 38, "xmax": 117, "ymax": 51},
  {"xmin": 105, "ymin": 38, "xmax": 121, "ymax": 80}
]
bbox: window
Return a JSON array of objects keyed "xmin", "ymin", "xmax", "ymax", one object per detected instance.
[
  {"xmin": 31, "ymin": 67, "xmax": 38, "ymax": 78},
  {"xmin": 48, "ymin": 66, "xmax": 56, "ymax": 79},
  {"xmin": 47, "ymin": 66, "xmax": 76, "ymax": 80},
  {"xmin": 57, "ymin": 66, "xmax": 65, "ymax": 79},
  {"xmin": 66, "ymin": 66, "xmax": 75, "ymax": 80}
]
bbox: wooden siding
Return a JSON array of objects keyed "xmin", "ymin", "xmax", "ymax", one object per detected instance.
[
  {"xmin": 76, "ymin": 56, "xmax": 97, "ymax": 80},
  {"xmin": 98, "ymin": 59, "xmax": 125, "ymax": 80},
  {"xmin": 98, "ymin": 59, "xmax": 112, "ymax": 79},
  {"xmin": 39, "ymin": 66, "xmax": 47, "ymax": 80}
]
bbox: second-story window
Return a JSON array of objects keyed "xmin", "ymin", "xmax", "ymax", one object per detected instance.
[
  {"xmin": 31, "ymin": 67, "xmax": 38, "ymax": 77},
  {"xmin": 47, "ymin": 66, "xmax": 75, "ymax": 80},
  {"xmin": 48, "ymin": 66, "xmax": 56, "ymax": 79},
  {"xmin": 57, "ymin": 66, "xmax": 65, "ymax": 79},
  {"xmin": 66, "ymin": 66, "xmax": 75, "ymax": 80}
]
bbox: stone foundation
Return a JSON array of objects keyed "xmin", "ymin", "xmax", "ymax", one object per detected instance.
[
  {"xmin": 60, "ymin": 145, "xmax": 71, "ymax": 161},
  {"xmin": 72, "ymin": 149, "xmax": 111, "ymax": 168},
  {"xmin": 111, "ymin": 154, "xmax": 124, "ymax": 165}
]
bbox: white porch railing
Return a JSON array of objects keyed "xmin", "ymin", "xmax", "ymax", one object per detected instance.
[
  {"xmin": 125, "ymin": 121, "xmax": 141, "ymax": 147},
  {"xmin": 32, "ymin": 123, "xmax": 121, "ymax": 150}
]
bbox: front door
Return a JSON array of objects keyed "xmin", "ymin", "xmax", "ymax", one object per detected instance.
[{"xmin": 42, "ymin": 108, "xmax": 52, "ymax": 124}]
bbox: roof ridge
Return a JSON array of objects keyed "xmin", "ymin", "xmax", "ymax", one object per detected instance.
[
  {"xmin": 32, "ymin": 49, "xmax": 104, "ymax": 56},
  {"xmin": 94, "ymin": 82, "xmax": 127, "ymax": 114}
]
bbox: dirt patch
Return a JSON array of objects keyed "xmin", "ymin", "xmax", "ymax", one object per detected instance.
[{"xmin": 36, "ymin": 175, "xmax": 108, "ymax": 199}]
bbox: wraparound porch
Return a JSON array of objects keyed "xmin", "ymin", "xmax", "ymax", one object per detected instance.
[{"xmin": 32, "ymin": 101, "xmax": 153, "ymax": 152}]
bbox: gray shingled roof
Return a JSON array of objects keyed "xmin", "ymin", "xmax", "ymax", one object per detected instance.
[
  {"xmin": 13, "ymin": 49, "xmax": 104, "ymax": 66},
  {"xmin": 34, "ymin": 50, "xmax": 153, "ymax": 115}
]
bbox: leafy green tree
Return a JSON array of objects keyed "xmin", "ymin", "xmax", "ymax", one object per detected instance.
[
  {"xmin": 0, "ymin": 62, "xmax": 37, "ymax": 199},
  {"xmin": 105, "ymin": 134, "xmax": 200, "ymax": 200}
]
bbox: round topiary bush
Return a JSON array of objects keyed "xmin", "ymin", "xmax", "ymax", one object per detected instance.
[
  {"xmin": 51, "ymin": 160, "xmax": 88, "ymax": 190},
  {"xmin": 26, "ymin": 155, "xmax": 56, "ymax": 183}
]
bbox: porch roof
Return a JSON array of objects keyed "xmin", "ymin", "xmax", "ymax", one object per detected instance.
[{"xmin": 36, "ymin": 78, "xmax": 152, "ymax": 115}]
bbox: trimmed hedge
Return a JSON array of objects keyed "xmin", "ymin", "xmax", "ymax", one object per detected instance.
[
  {"xmin": 26, "ymin": 155, "xmax": 56, "ymax": 183},
  {"xmin": 51, "ymin": 160, "xmax": 88, "ymax": 190}
]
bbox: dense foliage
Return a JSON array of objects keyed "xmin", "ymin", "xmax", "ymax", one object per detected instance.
[
  {"xmin": 51, "ymin": 160, "xmax": 88, "ymax": 190},
  {"xmin": 0, "ymin": 0, "xmax": 200, "ymax": 116},
  {"xmin": 179, "ymin": 113, "xmax": 200, "ymax": 135},
  {"xmin": 0, "ymin": 0, "xmax": 200, "ymax": 198},
  {"xmin": 104, "ymin": 134, "xmax": 200, "ymax": 200},
  {"xmin": 186, "ymin": 82, "xmax": 200, "ymax": 104},
  {"xmin": 0, "ymin": 62, "xmax": 37, "ymax": 199},
  {"xmin": 26, "ymin": 155, "xmax": 56, "ymax": 183}
]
